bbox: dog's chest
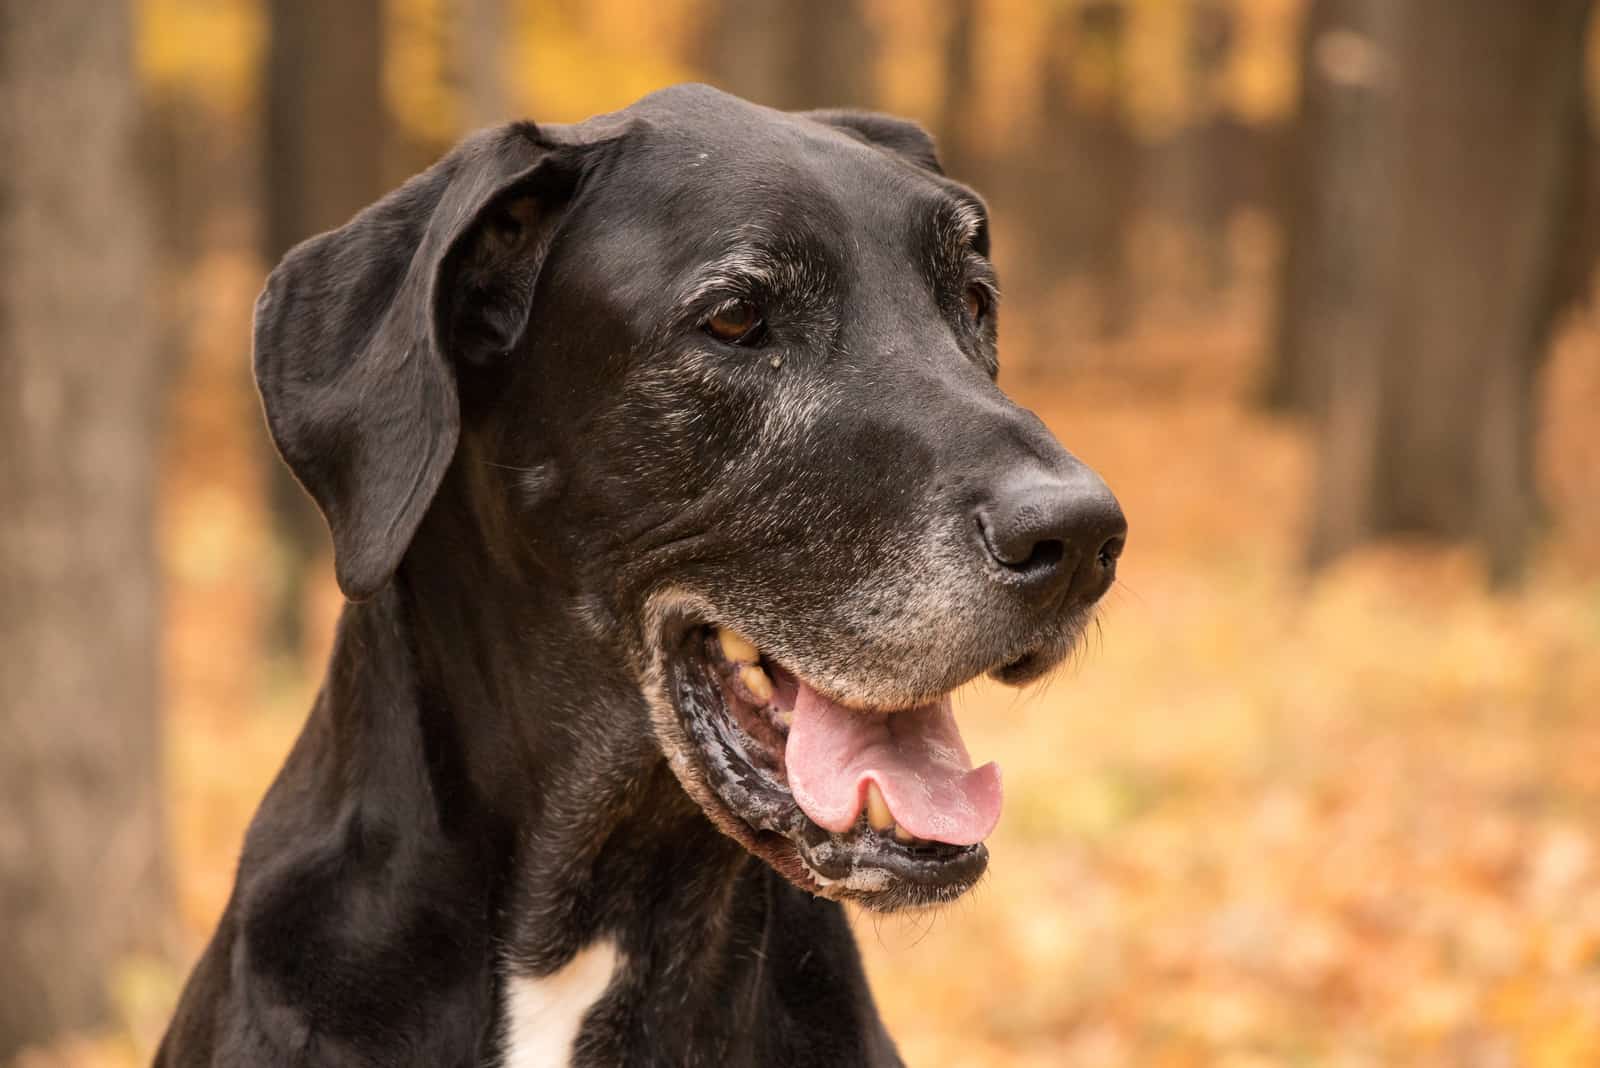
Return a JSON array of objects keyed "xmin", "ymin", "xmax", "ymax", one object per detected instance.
[{"xmin": 501, "ymin": 940, "xmax": 620, "ymax": 1068}]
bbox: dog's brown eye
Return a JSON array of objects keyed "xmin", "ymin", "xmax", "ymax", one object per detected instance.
[
  {"xmin": 705, "ymin": 301, "xmax": 762, "ymax": 343},
  {"xmin": 962, "ymin": 285, "xmax": 988, "ymax": 325}
]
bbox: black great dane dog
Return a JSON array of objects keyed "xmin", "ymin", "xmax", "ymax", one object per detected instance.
[{"xmin": 157, "ymin": 84, "xmax": 1125, "ymax": 1067}]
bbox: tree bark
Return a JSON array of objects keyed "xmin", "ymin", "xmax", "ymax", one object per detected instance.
[
  {"xmin": 1026, "ymin": 0, "xmax": 1138, "ymax": 340},
  {"xmin": 262, "ymin": 0, "xmax": 387, "ymax": 660},
  {"xmin": 1169, "ymin": 0, "xmax": 1240, "ymax": 295},
  {"xmin": 456, "ymin": 0, "xmax": 508, "ymax": 130},
  {"xmin": 698, "ymin": 0, "xmax": 876, "ymax": 110},
  {"xmin": 0, "ymin": 1, "xmax": 169, "ymax": 1056},
  {"xmin": 1298, "ymin": 0, "xmax": 1595, "ymax": 582},
  {"xmin": 1266, "ymin": 0, "xmax": 1372, "ymax": 412},
  {"xmin": 935, "ymin": 0, "xmax": 980, "ymax": 184}
]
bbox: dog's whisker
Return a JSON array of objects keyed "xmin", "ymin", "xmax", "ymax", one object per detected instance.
[{"xmin": 1108, "ymin": 574, "xmax": 1146, "ymax": 611}]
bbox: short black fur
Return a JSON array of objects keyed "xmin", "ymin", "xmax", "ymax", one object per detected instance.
[{"xmin": 158, "ymin": 84, "xmax": 1125, "ymax": 1067}]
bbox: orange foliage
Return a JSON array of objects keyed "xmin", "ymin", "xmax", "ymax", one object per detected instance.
[{"xmin": 27, "ymin": 2, "xmax": 1600, "ymax": 1065}]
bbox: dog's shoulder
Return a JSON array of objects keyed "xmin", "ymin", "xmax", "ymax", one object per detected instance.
[{"xmin": 159, "ymin": 724, "xmax": 503, "ymax": 1066}]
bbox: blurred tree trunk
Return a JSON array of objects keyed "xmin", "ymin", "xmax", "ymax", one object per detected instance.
[
  {"xmin": 935, "ymin": 0, "xmax": 980, "ymax": 183},
  {"xmin": 1012, "ymin": 3, "xmax": 1082, "ymax": 326},
  {"xmin": 697, "ymin": 0, "xmax": 784, "ymax": 105},
  {"xmin": 1041, "ymin": 0, "xmax": 1136, "ymax": 340},
  {"xmin": 0, "ymin": 1, "xmax": 169, "ymax": 1057},
  {"xmin": 698, "ymin": 0, "xmax": 876, "ymax": 110},
  {"xmin": 262, "ymin": 0, "xmax": 387, "ymax": 661},
  {"xmin": 1265, "ymin": 0, "xmax": 1372, "ymax": 412},
  {"xmin": 1299, "ymin": 0, "xmax": 1595, "ymax": 583},
  {"xmin": 457, "ymin": 0, "xmax": 507, "ymax": 129},
  {"xmin": 1171, "ymin": 0, "xmax": 1237, "ymax": 295}
]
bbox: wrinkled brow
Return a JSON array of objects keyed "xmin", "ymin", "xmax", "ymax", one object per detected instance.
[
  {"xmin": 933, "ymin": 196, "xmax": 989, "ymax": 260},
  {"xmin": 675, "ymin": 230, "xmax": 835, "ymax": 313}
]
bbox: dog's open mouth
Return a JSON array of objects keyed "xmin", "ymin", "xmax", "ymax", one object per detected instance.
[{"xmin": 661, "ymin": 621, "xmax": 1001, "ymax": 906}]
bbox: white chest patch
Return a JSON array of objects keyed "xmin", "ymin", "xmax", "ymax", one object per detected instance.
[{"xmin": 502, "ymin": 940, "xmax": 621, "ymax": 1068}]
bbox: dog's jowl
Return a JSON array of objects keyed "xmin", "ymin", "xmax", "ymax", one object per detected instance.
[{"xmin": 157, "ymin": 84, "xmax": 1125, "ymax": 1067}]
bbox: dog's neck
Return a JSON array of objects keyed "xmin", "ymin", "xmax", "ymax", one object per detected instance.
[
  {"xmin": 293, "ymin": 475, "xmax": 899, "ymax": 1064},
  {"xmin": 388, "ymin": 469, "xmax": 739, "ymax": 945}
]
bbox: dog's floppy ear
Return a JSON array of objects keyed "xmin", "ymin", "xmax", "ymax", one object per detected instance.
[
  {"xmin": 802, "ymin": 110, "xmax": 944, "ymax": 174},
  {"xmin": 254, "ymin": 122, "xmax": 599, "ymax": 600}
]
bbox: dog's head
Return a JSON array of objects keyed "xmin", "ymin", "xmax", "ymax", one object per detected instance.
[{"xmin": 255, "ymin": 85, "xmax": 1125, "ymax": 912}]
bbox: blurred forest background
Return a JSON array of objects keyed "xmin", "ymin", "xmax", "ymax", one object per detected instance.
[{"xmin": 3, "ymin": 0, "xmax": 1600, "ymax": 1065}]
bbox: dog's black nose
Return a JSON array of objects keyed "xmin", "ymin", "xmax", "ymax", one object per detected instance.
[{"xmin": 978, "ymin": 466, "xmax": 1126, "ymax": 604}]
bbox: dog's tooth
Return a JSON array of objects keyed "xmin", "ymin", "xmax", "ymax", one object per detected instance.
[
  {"xmin": 739, "ymin": 664, "xmax": 775, "ymax": 704},
  {"xmin": 893, "ymin": 824, "xmax": 915, "ymax": 844},
  {"xmin": 718, "ymin": 627, "xmax": 761, "ymax": 664},
  {"xmin": 865, "ymin": 782, "xmax": 894, "ymax": 832},
  {"xmin": 773, "ymin": 706, "xmax": 793, "ymax": 728}
]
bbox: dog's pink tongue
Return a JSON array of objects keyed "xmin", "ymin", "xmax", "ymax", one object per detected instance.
[{"xmin": 785, "ymin": 682, "xmax": 1002, "ymax": 846}]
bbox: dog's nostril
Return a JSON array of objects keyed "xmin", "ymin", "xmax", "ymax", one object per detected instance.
[
  {"xmin": 978, "ymin": 465, "xmax": 1125, "ymax": 599},
  {"xmin": 1096, "ymin": 534, "xmax": 1125, "ymax": 570},
  {"xmin": 1015, "ymin": 538, "xmax": 1064, "ymax": 574},
  {"xmin": 978, "ymin": 512, "xmax": 1067, "ymax": 576}
]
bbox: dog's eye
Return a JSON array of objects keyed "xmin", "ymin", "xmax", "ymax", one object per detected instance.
[
  {"xmin": 962, "ymin": 284, "xmax": 989, "ymax": 326},
  {"xmin": 704, "ymin": 300, "xmax": 764, "ymax": 344}
]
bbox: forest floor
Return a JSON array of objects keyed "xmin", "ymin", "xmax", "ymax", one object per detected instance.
[{"xmin": 22, "ymin": 263, "xmax": 1600, "ymax": 1068}]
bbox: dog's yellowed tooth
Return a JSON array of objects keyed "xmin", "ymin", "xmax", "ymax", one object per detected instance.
[
  {"xmin": 718, "ymin": 627, "xmax": 761, "ymax": 664},
  {"xmin": 865, "ymin": 782, "xmax": 894, "ymax": 832},
  {"xmin": 773, "ymin": 706, "xmax": 793, "ymax": 728},
  {"xmin": 893, "ymin": 824, "xmax": 915, "ymax": 843},
  {"xmin": 739, "ymin": 663, "xmax": 775, "ymax": 703}
]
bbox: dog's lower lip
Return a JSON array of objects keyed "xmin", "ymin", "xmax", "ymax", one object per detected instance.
[
  {"xmin": 991, "ymin": 644, "xmax": 1054, "ymax": 685},
  {"xmin": 798, "ymin": 833, "xmax": 988, "ymax": 888},
  {"xmin": 663, "ymin": 620, "xmax": 993, "ymax": 899}
]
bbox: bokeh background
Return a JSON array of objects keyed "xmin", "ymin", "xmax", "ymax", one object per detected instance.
[{"xmin": 4, "ymin": 1, "xmax": 1600, "ymax": 1065}]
